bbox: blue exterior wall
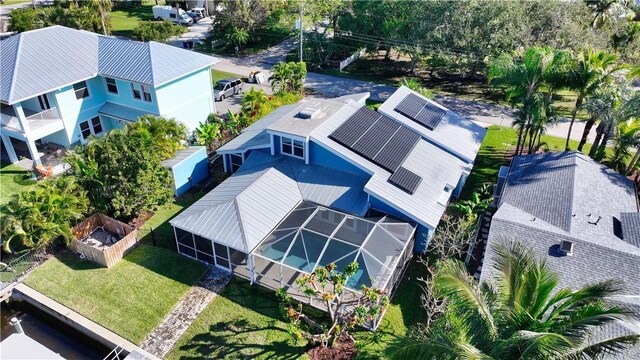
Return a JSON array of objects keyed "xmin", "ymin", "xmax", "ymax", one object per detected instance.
[
  {"xmin": 453, "ymin": 172, "xmax": 468, "ymax": 199},
  {"xmin": 309, "ymin": 141, "xmax": 368, "ymax": 176},
  {"xmin": 100, "ymin": 76, "xmax": 160, "ymax": 115},
  {"xmin": 414, "ymin": 224, "xmax": 433, "ymax": 253},
  {"xmin": 155, "ymin": 68, "xmax": 214, "ymax": 131},
  {"xmin": 52, "ymin": 77, "xmax": 107, "ymax": 144},
  {"xmin": 170, "ymin": 147, "xmax": 209, "ymax": 196}
]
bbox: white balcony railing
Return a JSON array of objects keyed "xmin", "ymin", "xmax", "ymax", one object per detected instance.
[{"xmin": 0, "ymin": 107, "xmax": 61, "ymax": 133}]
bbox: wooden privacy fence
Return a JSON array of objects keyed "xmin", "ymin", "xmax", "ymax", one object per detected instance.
[{"xmin": 69, "ymin": 213, "xmax": 139, "ymax": 269}]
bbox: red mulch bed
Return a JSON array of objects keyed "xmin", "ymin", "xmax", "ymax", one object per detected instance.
[
  {"xmin": 307, "ymin": 334, "xmax": 357, "ymax": 360},
  {"xmin": 130, "ymin": 210, "xmax": 154, "ymax": 229}
]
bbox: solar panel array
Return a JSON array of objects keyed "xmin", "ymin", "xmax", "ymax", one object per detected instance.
[
  {"xmin": 329, "ymin": 107, "xmax": 420, "ymax": 173},
  {"xmin": 388, "ymin": 166, "xmax": 422, "ymax": 194},
  {"xmin": 329, "ymin": 107, "xmax": 425, "ymax": 194},
  {"xmin": 394, "ymin": 93, "xmax": 446, "ymax": 130}
]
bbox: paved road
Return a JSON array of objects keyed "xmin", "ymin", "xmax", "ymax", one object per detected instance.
[{"xmin": 216, "ymin": 44, "xmax": 594, "ymax": 143}]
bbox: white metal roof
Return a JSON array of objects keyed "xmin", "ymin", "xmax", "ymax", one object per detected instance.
[
  {"xmin": 1, "ymin": 26, "xmax": 219, "ymax": 104},
  {"xmin": 378, "ymin": 86, "xmax": 486, "ymax": 163},
  {"xmin": 161, "ymin": 146, "xmax": 206, "ymax": 168},
  {"xmin": 310, "ymin": 96, "xmax": 472, "ymax": 228},
  {"xmin": 99, "ymin": 101, "xmax": 156, "ymax": 122}
]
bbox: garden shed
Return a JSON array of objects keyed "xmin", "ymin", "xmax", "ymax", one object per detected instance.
[{"xmin": 162, "ymin": 146, "xmax": 208, "ymax": 196}]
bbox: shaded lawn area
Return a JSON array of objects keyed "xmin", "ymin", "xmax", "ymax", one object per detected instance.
[
  {"xmin": 24, "ymin": 245, "xmax": 207, "ymax": 344},
  {"xmin": 110, "ymin": 1, "xmax": 160, "ymax": 38},
  {"xmin": 167, "ymin": 257, "xmax": 427, "ymax": 360},
  {"xmin": 0, "ymin": 162, "xmax": 36, "ymax": 205},
  {"xmin": 138, "ymin": 191, "xmax": 205, "ymax": 250},
  {"xmin": 460, "ymin": 125, "xmax": 594, "ymax": 199}
]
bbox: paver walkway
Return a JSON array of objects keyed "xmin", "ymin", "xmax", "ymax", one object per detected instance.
[{"xmin": 140, "ymin": 267, "xmax": 232, "ymax": 358}]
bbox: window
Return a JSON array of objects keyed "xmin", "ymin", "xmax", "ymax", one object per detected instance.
[
  {"xmin": 73, "ymin": 81, "xmax": 89, "ymax": 99},
  {"xmin": 79, "ymin": 116, "xmax": 103, "ymax": 140},
  {"xmin": 170, "ymin": 13, "xmax": 177, "ymax": 19},
  {"xmin": 281, "ymin": 137, "xmax": 304, "ymax": 159},
  {"xmin": 230, "ymin": 154, "xmax": 243, "ymax": 173},
  {"xmin": 37, "ymin": 94, "xmax": 50, "ymax": 110},
  {"xmin": 131, "ymin": 83, "xmax": 141, "ymax": 100},
  {"xmin": 131, "ymin": 83, "xmax": 152, "ymax": 102},
  {"xmin": 105, "ymin": 77, "xmax": 118, "ymax": 94},
  {"xmin": 141, "ymin": 85, "xmax": 152, "ymax": 102}
]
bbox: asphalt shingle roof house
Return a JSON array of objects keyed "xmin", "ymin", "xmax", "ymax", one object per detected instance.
[
  {"xmin": 479, "ymin": 151, "xmax": 640, "ymax": 358},
  {"xmin": 0, "ymin": 25, "xmax": 219, "ymax": 168},
  {"xmin": 171, "ymin": 87, "xmax": 486, "ymax": 327}
]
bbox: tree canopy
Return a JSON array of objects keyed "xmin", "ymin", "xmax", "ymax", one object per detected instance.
[
  {"xmin": 131, "ymin": 20, "xmax": 186, "ymax": 43},
  {"xmin": 65, "ymin": 130, "xmax": 173, "ymax": 222}
]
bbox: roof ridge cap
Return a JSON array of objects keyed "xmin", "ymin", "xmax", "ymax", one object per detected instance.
[
  {"xmin": 147, "ymin": 41, "xmax": 155, "ymax": 85},
  {"xmin": 231, "ymin": 198, "xmax": 250, "ymax": 252},
  {"xmin": 7, "ymin": 34, "xmax": 25, "ymax": 103}
]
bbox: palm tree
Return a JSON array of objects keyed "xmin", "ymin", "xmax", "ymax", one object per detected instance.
[
  {"xmin": 226, "ymin": 27, "xmax": 250, "ymax": 55},
  {"xmin": 392, "ymin": 242, "xmax": 639, "ymax": 360},
  {"xmin": 88, "ymin": 0, "xmax": 112, "ymax": 35},
  {"xmin": 125, "ymin": 115, "xmax": 187, "ymax": 160},
  {"xmin": 488, "ymin": 47, "xmax": 563, "ymax": 155},
  {"xmin": 607, "ymin": 119, "xmax": 640, "ymax": 173},
  {"xmin": 241, "ymin": 87, "xmax": 269, "ymax": 114},
  {"xmin": 270, "ymin": 62, "xmax": 291, "ymax": 94},
  {"xmin": 1, "ymin": 177, "xmax": 89, "ymax": 253},
  {"xmin": 564, "ymin": 49, "xmax": 625, "ymax": 151},
  {"xmin": 589, "ymin": 87, "xmax": 635, "ymax": 159}
]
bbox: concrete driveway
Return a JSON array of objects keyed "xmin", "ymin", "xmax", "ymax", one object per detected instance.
[{"xmin": 214, "ymin": 82, "xmax": 273, "ymax": 116}]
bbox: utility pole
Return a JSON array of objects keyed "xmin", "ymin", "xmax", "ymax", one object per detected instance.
[{"xmin": 299, "ymin": 1, "xmax": 304, "ymax": 61}]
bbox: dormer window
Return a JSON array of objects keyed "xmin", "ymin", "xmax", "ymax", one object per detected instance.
[{"xmin": 281, "ymin": 136, "xmax": 304, "ymax": 159}]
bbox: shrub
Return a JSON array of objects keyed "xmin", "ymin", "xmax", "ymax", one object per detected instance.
[{"xmin": 132, "ymin": 20, "xmax": 186, "ymax": 42}]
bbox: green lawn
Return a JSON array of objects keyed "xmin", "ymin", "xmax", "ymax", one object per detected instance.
[
  {"xmin": 460, "ymin": 125, "xmax": 594, "ymax": 199},
  {"xmin": 25, "ymin": 245, "xmax": 207, "ymax": 344},
  {"xmin": 0, "ymin": 0, "xmax": 30, "ymax": 5},
  {"xmin": 110, "ymin": 1, "xmax": 161, "ymax": 38},
  {"xmin": 138, "ymin": 192, "xmax": 206, "ymax": 250},
  {"xmin": 167, "ymin": 257, "xmax": 427, "ymax": 360},
  {"xmin": 212, "ymin": 69, "xmax": 245, "ymax": 84},
  {"xmin": 0, "ymin": 162, "xmax": 36, "ymax": 205}
]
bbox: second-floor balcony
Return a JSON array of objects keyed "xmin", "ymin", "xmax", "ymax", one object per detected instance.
[{"xmin": 1, "ymin": 106, "xmax": 63, "ymax": 135}]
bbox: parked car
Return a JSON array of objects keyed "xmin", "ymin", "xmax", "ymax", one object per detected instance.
[
  {"xmin": 187, "ymin": 8, "xmax": 206, "ymax": 21},
  {"xmin": 214, "ymin": 78, "xmax": 243, "ymax": 101},
  {"xmin": 152, "ymin": 5, "xmax": 193, "ymax": 25}
]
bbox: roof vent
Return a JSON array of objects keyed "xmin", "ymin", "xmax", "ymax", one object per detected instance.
[
  {"xmin": 558, "ymin": 240, "xmax": 574, "ymax": 256},
  {"xmin": 297, "ymin": 107, "xmax": 321, "ymax": 119}
]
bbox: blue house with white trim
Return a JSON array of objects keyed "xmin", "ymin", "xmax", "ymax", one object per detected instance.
[
  {"xmin": 0, "ymin": 26, "xmax": 219, "ymax": 167},
  {"xmin": 170, "ymin": 87, "xmax": 485, "ymax": 320}
]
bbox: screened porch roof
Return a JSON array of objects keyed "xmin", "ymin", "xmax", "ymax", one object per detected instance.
[{"xmin": 252, "ymin": 201, "xmax": 416, "ymax": 290}]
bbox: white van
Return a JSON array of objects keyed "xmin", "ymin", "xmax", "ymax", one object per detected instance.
[{"xmin": 152, "ymin": 5, "xmax": 193, "ymax": 25}]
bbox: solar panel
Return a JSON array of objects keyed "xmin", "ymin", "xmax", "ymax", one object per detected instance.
[
  {"xmin": 394, "ymin": 93, "xmax": 446, "ymax": 130},
  {"xmin": 329, "ymin": 108, "xmax": 421, "ymax": 172},
  {"xmin": 373, "ymin": 126, "xmax": 420, "ymax": 171},
  {"xmin": 388, "ymin": 167, "xmax": 422, "ymax": 194},
  {"xmin": 414, "ymin": 102, "xmax": 446, "ymax": 130},
  {"xmin": 394, "ymin": 93, "xmax": 424, "ymax": 119},
  {"xmin": 352, "ymin": 116, "xmax": 401, "ymax": 161},
  {"xmin": 329, "ymin": 107, "xmax": 379, "ymax": 147}
]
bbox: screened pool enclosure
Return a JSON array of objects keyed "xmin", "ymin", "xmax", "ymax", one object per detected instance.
[{"xmin": 173, "ymin": 201, "xmax": 416, "ymax": 328}]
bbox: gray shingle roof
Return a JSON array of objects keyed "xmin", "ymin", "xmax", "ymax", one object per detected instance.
[
  {"xmin": 500, "ymin": 152, "xmax": 577, "ymax": 232},
  {"xmin": 499, "ymin": 151, "xmax": 637, "ymax": 240},
  {"xmin": 620, "ymin": 212, "xmax": 640, "ymax": 247},
  {"xmin": 1, "ymin": 26, "xmax": 219, "ymax": 104},
  {"xmin": 481, "ymin": 152, "xmax": 640, "ymax": 358}
]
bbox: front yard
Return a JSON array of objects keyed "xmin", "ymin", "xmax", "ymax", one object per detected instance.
[
  {"xmin": 110, "ymin": 1, "xmax": 160, "ymax": 38},
  {"xmin": 25, "ymin": 245, "xmax": 207, "ymax": 344}
]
